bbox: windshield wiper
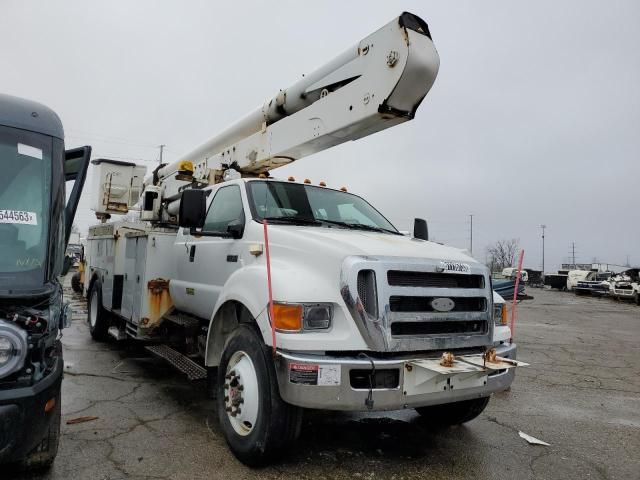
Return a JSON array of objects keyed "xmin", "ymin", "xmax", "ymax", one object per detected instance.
[
  {"xmin": 317, "ymin": 219, "xmax": 401, "ymax": 235},
  {"xmin": 261, "ymin": 216, "xmax": 322, "ymax": 226}
]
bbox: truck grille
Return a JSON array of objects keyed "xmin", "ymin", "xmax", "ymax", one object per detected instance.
[
  {"xmin": 387, "ymin": 271, "xmax": 484, "ymax": 289},
  {"xmin": 342, "ymin": 256, "xmax": 493, "ymax": 352},
  {"xmin": 389, "ymin": 296, "xmax": 486, "ymax": 313}
]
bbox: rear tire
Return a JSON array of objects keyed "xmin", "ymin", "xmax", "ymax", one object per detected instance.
[
  {"xmin": 71, "ymin": 273, "xmax": 82, "ymax": 293},
  {"xmin": 217, "ymin": 325, "xmax": 302, "ymax": 467},
  {"xmin": 415, "ymin": 396, "xmax": 490, "ymax": 426},
  {"xmin": 88, "ymin": 279, "xmax": 110, "ymax": 341},
  {"xmin": 20, "ymin": 391, "xmax": 61, "ymax": 471}
]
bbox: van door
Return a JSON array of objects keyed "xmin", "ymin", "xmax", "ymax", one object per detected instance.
[{"xmin": 173, "ymin": 185, "xmax": 245, "ymax": 319}]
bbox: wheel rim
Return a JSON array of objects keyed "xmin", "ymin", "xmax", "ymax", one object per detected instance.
[
  {"xmin": 224, "ymin": 350, "xmax": 259, "ymax": 436},
  {"xmin": 89, "ymin": 289, "xmax": 98, "ymax": 328}
]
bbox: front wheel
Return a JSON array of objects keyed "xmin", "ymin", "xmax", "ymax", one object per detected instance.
[
  {"xmin": 217, "ymin": 325, "xmax": 302, "ymax": 467},
  {"xmin": 415, "ymin": 396, "xmax": 490, "ymax": 427}
]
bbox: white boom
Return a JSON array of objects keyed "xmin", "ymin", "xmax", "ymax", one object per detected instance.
[{"xmin": 142, "ymin": 12, "xmax": 439, "ymax": 219}]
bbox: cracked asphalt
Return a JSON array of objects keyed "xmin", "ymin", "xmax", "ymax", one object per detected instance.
[{"xmin": 11, "ymin": 279, "xmax": 640, "ymax": 480}]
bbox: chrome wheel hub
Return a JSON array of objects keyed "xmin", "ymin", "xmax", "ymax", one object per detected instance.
[{"xmin": 224, "ymin": 351, "xmax": 259, "ymax": 436}]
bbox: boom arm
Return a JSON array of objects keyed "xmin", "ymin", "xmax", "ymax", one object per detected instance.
[{"xmin": 162, "ymin": 12, "xmax": 438, "ymax": 186}]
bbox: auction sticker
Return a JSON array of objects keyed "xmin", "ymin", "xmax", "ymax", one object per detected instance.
[
  {"xmin": 0, "ymin": 210, "xmax": 38, "ymax": 225},
  {"xmin": 289, "ymin": 363, "xmax": 341, "ymax": 386}
]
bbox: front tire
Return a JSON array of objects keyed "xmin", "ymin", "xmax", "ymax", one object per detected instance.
[
  {"xmin": 88, "ymin": 279, "xmax": 110, "ymax": 341},
  {"xmin": 415, "ymin": 396, "xmax": 490, "ymax": 427},
  {"xmin": 217, "ymin": 325, "xmax": 302, "ymax": 467}
]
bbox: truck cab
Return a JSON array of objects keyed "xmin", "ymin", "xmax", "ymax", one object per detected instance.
[{"xmin": 0, "ymin": 93, "xmax": 90, "ymax": 470}]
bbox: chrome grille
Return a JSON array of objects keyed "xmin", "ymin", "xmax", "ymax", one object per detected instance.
[{"xmin": 341, "ymin": 256, "xmax": 493, "ymax": 352}]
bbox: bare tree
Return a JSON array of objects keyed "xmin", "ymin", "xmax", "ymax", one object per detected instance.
[{"xmin": 486, "ymin": 239, "xmax": 520, "ymax": 273}]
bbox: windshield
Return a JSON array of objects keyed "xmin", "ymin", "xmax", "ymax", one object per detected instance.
[
  {"xmin": 0, "ymin": 125, "xmax": 52, "ymax": 290},
  {"xmin": 247, "ymin": 181, "xmax": 398, "ymax": 232}
]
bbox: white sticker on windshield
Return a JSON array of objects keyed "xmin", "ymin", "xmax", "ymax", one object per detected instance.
[
  {"xmin": 17, "ymin": 143, "xmax": 43, "ymax": 160},
  {"xmin": 0, "ymin": 210, "xmax": 38, "ymax": 225}
]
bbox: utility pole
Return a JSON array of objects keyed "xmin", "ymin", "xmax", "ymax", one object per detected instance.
[
  {"xmin": 571, "ymin": 241, "xmax": 576, "ymax": 268},
  {"xmin": 540, "ymin": 224, "xmax": 546, "ymax": 273},
  {"xmin": 158, "ymin": 144, "xmax": 166, "ymax": 166},
  {"xmin": 469, "ymin": 214, "xmax": 474, "ymax": 255}
]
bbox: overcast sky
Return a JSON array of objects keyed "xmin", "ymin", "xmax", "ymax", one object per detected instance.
[{"xmin": 2, "ymin": 1, "xmax": 638, "ymax": 271}]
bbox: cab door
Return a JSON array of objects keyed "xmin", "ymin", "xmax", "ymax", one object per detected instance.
[{"xmin": 173, "ymin": 184, "xmax": 246, "ymax": 320}]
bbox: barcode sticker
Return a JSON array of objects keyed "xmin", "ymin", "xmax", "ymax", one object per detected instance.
[{"xmin": 0, "ymin": 210, "xmax": 38, "ymax": 225}]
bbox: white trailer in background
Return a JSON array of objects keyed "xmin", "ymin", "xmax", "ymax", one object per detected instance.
[{"xmin": 83, "ymin": 12, "xmax": 525, "ymax": 466}]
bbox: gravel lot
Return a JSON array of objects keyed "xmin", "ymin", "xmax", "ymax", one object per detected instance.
[{"xmin": 12, "ymin": 280, "xmax": 640, "ymax": 480}]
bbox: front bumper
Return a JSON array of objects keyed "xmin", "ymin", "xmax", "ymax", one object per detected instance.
[
  {"xmin": 0, "ymin": 354, "xmax": 63, "ymax": 463},
  {"xmin": 275, "ymin": 343, "xmax": 517, "ymax": 411}
]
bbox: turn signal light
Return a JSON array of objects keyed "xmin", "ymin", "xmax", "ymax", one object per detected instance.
[
  {"xmin": 501, "ymin": 304, "xmax": 508, "ymax": 325},
  {"xmin": 272, "ymin": 303, "xmax": 302, "ymax": 332}
]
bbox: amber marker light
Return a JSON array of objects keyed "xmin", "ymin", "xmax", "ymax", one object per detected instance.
[
  {"xmin": 44, "ymin": 397, "xmax": 56, "ymax": 413},
  {"xmin": 501, "ymin": 304, "xmax": 508, "ymax": 325},
  {"xmin": 272, "ymin": 303, "xmax": 303, "ymax": 332}
]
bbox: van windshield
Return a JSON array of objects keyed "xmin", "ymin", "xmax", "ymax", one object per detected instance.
[
  {"xmin": 247, "ymin": 181, "xmax": 398, "ymax": 233},
  {"xmin": 0, "ymin": 126, "xmax": 51, "ymax": 289}
]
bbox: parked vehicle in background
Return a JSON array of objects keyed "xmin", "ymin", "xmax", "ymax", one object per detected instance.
[
  {"xmin": 501, "ymin": 267, "xmax": 528, "ymax": 283},
  {"xmin": 574, "ymin": 271, "xmax": 612, "ymax": 296},
  {"xmin": 545, "ymin": 270, "xmax": 569, "ymax": 290},
  {"xmin": 0, "ymin": 93, "xmax": 91, "ymax": 470},
  {"xmin": 610, "ymin": 269, "xmax": 640, "ymax": 301},
  {"xmin": 567, "ymin": 270, "xmax": 594, "ymax": 292}
]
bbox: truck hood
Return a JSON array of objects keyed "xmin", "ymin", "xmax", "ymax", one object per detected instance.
[{"xmin": 265, "ymin": 224, "xmax": 477, "ymax": 264}]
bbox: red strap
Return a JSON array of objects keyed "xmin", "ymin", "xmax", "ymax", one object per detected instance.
[
  {"xmin": 263, "ymin": 220, "xmax": 277, "ymax": 355},
  {"xmin": 510, "ymin": 249, "xmax": 525, "ymax": 342}
]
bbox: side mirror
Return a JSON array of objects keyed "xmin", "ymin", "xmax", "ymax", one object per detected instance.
[
  {"xmin": 179, "ymin": 189, "xmax": 206, "ymax": 229},
  {"xmin": 227, "ymin": 220, "xmax": 244, "ymax": 239},
  {"xmin": 413, "ymin": 218, "xmax": 429, "ymax": 241},
  {"xmin": 64, "ymin": 146, "xmax": 91, "ymax": 246}
]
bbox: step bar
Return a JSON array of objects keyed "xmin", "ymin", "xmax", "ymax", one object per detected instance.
[{"xmin": 145, "ymin": 344, "xmax": 207, "ymax": 381}]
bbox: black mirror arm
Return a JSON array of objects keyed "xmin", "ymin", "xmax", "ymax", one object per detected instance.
[
  {"xmin": 64, "ymin": 146, "xmax": 91, "ymax": 246},
  {"xmin": 189, "ymin": 227, "xmax": 233, "ymax": 238}
]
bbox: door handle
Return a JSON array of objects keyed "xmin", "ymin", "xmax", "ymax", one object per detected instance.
[{"xmin": 189, "ymin": 245, "xmax": 196, "ymax": 262}]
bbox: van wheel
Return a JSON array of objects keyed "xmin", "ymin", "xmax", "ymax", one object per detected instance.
[
  {"xmin": 415, "ymin": 396, "xmax": 490, "ymax": 426},
  {"xmin": 21, "ymin": 391, "xmax": 61, "ymax": 471},
  {"xmin": 217, "ymin": 325, "xmax": 302, "ymax": 467},
  {"xmin": 88, "ymin": 279, "xmax": 110, "ymax": 341},
  {"xmin": 634, "ymin": 292, "xmax": 640, "ymax": 306}
]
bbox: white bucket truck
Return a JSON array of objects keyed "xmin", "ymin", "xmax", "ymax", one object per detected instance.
[{"xmin": 83, "ymin": 12, "xmax": 523, "ymax": 465}]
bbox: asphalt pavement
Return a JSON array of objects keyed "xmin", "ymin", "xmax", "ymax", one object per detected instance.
[{"xmin": 11, "ymin": 280, "xmax": 640, "ymax": 480}]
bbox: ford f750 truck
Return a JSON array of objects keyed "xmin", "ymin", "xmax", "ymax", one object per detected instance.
[
  {"xmin": 81, "ymin": 12, "xmax": 524, "ymax": 466},
  {"xmin": 0, "ymin": 94, "xmax": 91, "ymax": 470}
]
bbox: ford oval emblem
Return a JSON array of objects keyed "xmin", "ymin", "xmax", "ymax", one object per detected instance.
[{"xmin": 431, "ymin": 297, "xmax": 455, "ymax": 312}]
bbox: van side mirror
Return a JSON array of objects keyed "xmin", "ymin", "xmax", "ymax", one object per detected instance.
[
  {"xmin": 64, "ymin": 146, "xmax": 91, "ymax": 246},
  {"xmin": 413, "ymin": 218, "xmax": 429, "ymax": 241},
  {"xmin": 179, "ymin": 190, "xmax": 206, "ymax": 228}
]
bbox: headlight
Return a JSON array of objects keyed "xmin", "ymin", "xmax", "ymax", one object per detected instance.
[
  {"xmin": 272, "ymin": 303, "xmax": 333, "ymax": 332},
  {"xmin": 0, "ymin": 320, "xmax": 28, "ymax": 379},
  {"xmin": 493, "ymin": 303, "xmax": 507, "ymax": 326}
]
